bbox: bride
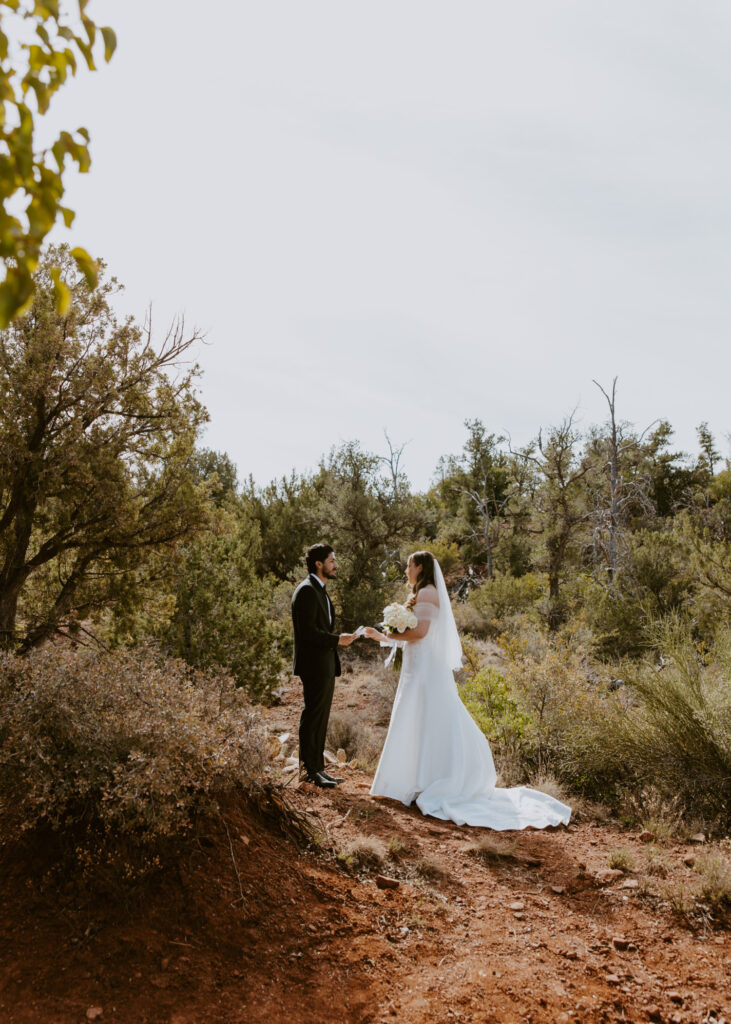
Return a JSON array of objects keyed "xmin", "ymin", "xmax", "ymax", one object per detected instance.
[{"xmin": 362, "ymin": 551, "xmax": 571, "ymax": 830}]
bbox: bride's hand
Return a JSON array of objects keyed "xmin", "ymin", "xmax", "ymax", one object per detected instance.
[{"xmin": 363, "ymin": 626, "xmax": 383, "ymax": 641}]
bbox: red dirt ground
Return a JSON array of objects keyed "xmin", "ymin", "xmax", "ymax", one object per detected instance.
[{"xmin": 0, "ymin": 671, "xmax": 728, "ymax": 1024}]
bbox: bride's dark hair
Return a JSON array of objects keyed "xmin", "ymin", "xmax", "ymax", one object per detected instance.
[{"xmin": 405, "ymin": 550, "xmax": 436, "ymax": 609}]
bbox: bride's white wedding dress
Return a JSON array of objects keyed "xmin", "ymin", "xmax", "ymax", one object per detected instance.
[{"xmin": 370, "ymin": 563, "xmax": 571, "ymax": 830}]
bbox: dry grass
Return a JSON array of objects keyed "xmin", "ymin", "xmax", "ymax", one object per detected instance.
[
  {"xmin": 623, "ymin": 786, "xmax": 685, "ymax": 842},
  {"xmin": 529, "ymin": 771, "xmax": 570, "ymax": 804},
  {"xmin": 326, "ymin": 710, "xmax": 384, "ymax": 770},
  {"xmin": 413, "ymin": 855, "xmax": 450, "ymax": 883},
  {"xmin": 607, "ymin": 848, "xmax": 635, "ymax": 872},
  {"xmin": 694, "ymin": 849, "xmax": 731, "ymax": 908},
  {"xmin": 661, "ymin": 878, "xmax": 694, "ymax": 917},
  {"xmin": 387, "ymin": 837, "xmax": 404, "ymax": 858},
  {"xmin": 643, "ymin": 847, "xmax": 670, "ymax": 878},
  {"xmin": 337, "ymin": 835, "xmax": 387, "ymax": 872},
  {"xmin": 466, "ymin": 835, "xmax": 519, "ymax": 865}
]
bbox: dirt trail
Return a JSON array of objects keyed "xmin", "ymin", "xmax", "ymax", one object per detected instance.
[{"xmin": 0, "ymin": 671, "xmax": 728, "ymax": 1024}]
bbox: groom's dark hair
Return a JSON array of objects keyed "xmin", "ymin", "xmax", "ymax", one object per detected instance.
[{"xmin": 306, "ymin": 543, "xmax": 334, "ymax": 575}]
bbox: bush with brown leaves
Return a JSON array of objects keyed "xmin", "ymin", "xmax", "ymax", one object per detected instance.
[{"xmin": 0, "ymin": 647, "xmax": 267, "ymax": 873}]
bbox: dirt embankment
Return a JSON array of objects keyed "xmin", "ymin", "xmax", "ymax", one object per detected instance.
[{"xmin": 0, "ymin": 670, "xmax": 728, "ymax": 1024}]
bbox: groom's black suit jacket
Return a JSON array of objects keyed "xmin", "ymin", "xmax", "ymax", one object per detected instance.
[{"xmin": 291, "ymin": 574, "xmax": 341, "ymax": 679}]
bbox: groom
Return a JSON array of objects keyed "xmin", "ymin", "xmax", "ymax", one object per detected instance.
[{"xmin": 291, "ymin": 543, "xmax": 359, "ymax": 788}]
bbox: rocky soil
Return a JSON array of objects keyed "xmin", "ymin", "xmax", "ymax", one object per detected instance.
[{"xmin": 0, "ymin": 664, "xmax": 728, "ymax": 1024}]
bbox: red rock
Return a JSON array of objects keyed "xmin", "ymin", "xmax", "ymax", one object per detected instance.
[
  {"xmin": 551, "ymin": 885, "xmax": 565, "ymax": 895},
  {"xmin": 375, "ymin": 875, "xmax": 399, "ymax": 890},
  {"xmin": 612, "ymin": 937, "xmax": 630, "ymax": 951},
  {"xmin": 605, "ymin": 973, "xmax": 621, "ymax": 985},
  {"xmin": 509, "ymin": 901, "xmax": 525, "ymax": 911},
  {"xmin": 646, "ymin": 1006, "xmax": 662, "ymax": 1022},
  {"xmin": 86, "ymin": 1010, "xmax": 103, "ymax": 1022},
  {"xmin": 667, "ymin": 992, "xmax": 683, "ymax": 1005},
  {"xmin": 639, "ymin": 830, "xmax": 657, "ymax": 844},
  {"xmin": 683, "ymin": 854, "xmax": 695, "ymax": 868}
]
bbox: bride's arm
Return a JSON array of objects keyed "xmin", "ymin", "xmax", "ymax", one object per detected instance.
[{"xmin": 363, "ymin": 623, "xmax": 427, "ymax": 643}]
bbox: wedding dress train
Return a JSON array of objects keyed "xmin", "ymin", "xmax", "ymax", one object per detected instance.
[{"xmin": 370, "ymin": 569, "xmax": 571, "ymax": 831}]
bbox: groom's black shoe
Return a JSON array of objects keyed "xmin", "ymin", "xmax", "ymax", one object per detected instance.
[
  {"xmin": 320, "ymin": 770, "xmax": 344, "ymax": 784},
  {"xmin": 304, "ymin": 770, "xmax": 337, "ymax": 789}
]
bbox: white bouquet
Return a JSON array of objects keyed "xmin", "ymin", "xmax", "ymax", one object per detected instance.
[{"xmin": 382, "ymin": 602, "xmax": 418, "ymax": 634}]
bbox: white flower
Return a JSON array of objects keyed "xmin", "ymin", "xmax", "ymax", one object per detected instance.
[{"xmin": 382, "ymin": 603, "xmax": 418, "ymax": 633}]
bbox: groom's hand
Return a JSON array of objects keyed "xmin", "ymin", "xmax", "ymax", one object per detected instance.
[{"xmin": 338, "ymin": 632, "xmax": 359, "ymax": 646}]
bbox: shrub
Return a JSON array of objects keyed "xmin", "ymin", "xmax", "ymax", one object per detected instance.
[
  {"xmin": 0, "ymin": 647, "xmax": 266, "ymax": 874},
  {"xmin": 618, "ymin": 619, "xmax": 731, "ymax": 825},
  {"xmin": 457, "ymin": 573, "xmax": 545, "ymax": 638},
  {"xmin": 459, "ymin": 637, "xmax": 530, "ymax": 756}
]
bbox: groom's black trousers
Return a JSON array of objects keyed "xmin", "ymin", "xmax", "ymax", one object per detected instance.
[{"xmin": 298, "ymin": 672, "xmax": 335, "ymax": 775}]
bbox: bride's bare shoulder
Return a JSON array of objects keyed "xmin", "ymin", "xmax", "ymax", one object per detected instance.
[{"xmin": 417, "ymin": 584, "xmax": 439, "ymax": 606}]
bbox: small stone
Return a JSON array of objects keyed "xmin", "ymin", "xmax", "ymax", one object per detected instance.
[
  {"xmin": 509, "ymin": 901, "xmax": 526, "ymax": 911},
  {"xmin": 667, "ymin": 992, "xmax": 683, "ymax": 1005},
  {"xmin": 336, "ymin": 748, "xmax": 347, "ymax": 763},
  {"xmin": 646, "ymin": 1006, "xmax": 662, "ymax": 1022},
  {"xmin": 612, "ymin": 937, "xmax": 630, "ymax": 951},
  {"xmin": 639, "ymin": 830, "xmax": 657, "ymax": 844},
  {"xmin": 689, "ymin": 832, "xmax": 706, "ymax": 844},
  {"xmin": 622, "ymin": 879, "xmax": 639, "ymax": 890},
  {"xmin": 605, "ymin": 974, "xmax": 621, "ymax": 985},
  {"xmin": 551, "ymin": 885, "xmax": 565, "ymax": 895},
  {"xmin": 86, "ymin": 1010, "xmax": 103, "ymax": 1022},
  {"xmin": 513, "ymin": 912, "xmax": 524, "ymax": 920},
  {"xmin": 375, "ymin": 874, "xmax": 399, "ymax": 891},
  {"xmin": 150, "ymin": 976, "xmax": 170, "ymax": 989},
  {"xmin": 669, "ymin": 1014, "xmax": 683, "ymax": 1024},
  {"xmin": 683, "ymin": 854, "xmax": 695, "ymax": 868},
  {"xmin": 597, "ymin": 869, "xmax": 624, "ymax": 884},
  {"xmin": 323, "ymin": 749, "xmax": 337, "ymax": 764},
  {"xmin": 563, "ymin": 949, "xmax": 579, "ymax": 960},
  {"xmin": 160, "ymin": 957, "xmax": 170, "ymax": 971}
]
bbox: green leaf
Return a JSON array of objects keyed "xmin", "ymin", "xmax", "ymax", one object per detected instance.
[
  {"xmin": 101, "ymin": 26, "xmax": 117, "ymax": 62},
  {"xmin": 70, "ymin": 246, "xmax": 98, "ymax": 288},
  {"xmin": 50, "ymin": 266, "xmax": 71, "ymax": 314}
]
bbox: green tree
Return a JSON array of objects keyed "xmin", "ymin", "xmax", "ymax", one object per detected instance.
[
  {"xmin": 162, "ymin": 498, "xmax": 283, "ymax": 702},
  {"xmin": 0, "ymin": 1, "xmax": 116, "ymax": 324},
  {"xmin": 312, "ymin": 440, "xmax": 419, "ymax": 629},
  {"xmin": 0, "ymin": 246, "xmax": 208, "ymax": 650},
  {"xmin": 639, "ymin": 421, "xmax": 696, "ymax": 517},
  {"xmin": 516, "ymin": 414, "xmax": 593, "ymax": 628},
  {"xmin": 242, "ymin": 470, "xmax": 316, "ymax": 581},
  {"xmin": 434, "ymin": 419, "xmax": 512, "ymax": 577},
  {"xmin": 696, "ymin": 421, "xmax": 721, "ymax": 479}
]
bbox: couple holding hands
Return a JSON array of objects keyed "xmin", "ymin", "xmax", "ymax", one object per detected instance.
[{"xmin": 291, "ymin": 543, "xmax": 570, "ymax": 831}]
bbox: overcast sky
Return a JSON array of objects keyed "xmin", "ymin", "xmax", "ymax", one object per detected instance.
[{"xmin": 45, "ymin": 0, "xmax": 731, "ymax": 490}]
